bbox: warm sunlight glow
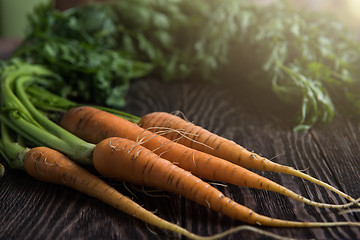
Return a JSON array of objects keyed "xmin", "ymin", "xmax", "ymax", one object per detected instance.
[{"xmin": 347, "ymin": 0, "xmax": 360, "ymax": 22}]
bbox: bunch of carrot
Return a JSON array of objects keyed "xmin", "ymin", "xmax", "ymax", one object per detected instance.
[
  {"xmin": 0, "ymin": 61, "xmax": 297, "ymax": 239},
  {"xmin": 0, "ymin": 124, "xmax": 206, "ymax": 240},
  {"xmin": 1, "ymin": 61, "xmax": 360, "ymax": 238}
]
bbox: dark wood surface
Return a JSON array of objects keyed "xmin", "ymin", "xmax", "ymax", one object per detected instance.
[{"xmin": 1, "ymin": 39, "xmax": 360, "ymax": 240}]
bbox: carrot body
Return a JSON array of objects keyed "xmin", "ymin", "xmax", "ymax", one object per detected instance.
[
  {"xmin": 138, "ymin": 112, "xmax": 359, "ymax": 204},
  {"xmin": 23, "ymin": 146, "xmax": 211, "ymax": 239},
  {"xmin": 139, "ymin": 112, "xmax": 288, "ymax": 171},
  {"xmin": 92, "ymin": 137, "xmax": 360, "ymax": 228},
  {"xmin": 60, "ymin": 106, "xmax": 354, "ymax": 208}
]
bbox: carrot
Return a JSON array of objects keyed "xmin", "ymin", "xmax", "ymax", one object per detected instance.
[
  {"xmin": 60, "ymin": 106, "xmax": 358, "ymax": 208},
  {"xmin": 138, "ymin": 111, "xmax": 359, "ymax": 204},
  {"xmin": 92, "ymin": 136, "xmax": 360, "ymax": 227}
]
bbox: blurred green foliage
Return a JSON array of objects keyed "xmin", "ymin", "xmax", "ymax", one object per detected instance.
[{"xmin": 11, "ymin": 0, "xmax": 360, "ymax": 130}]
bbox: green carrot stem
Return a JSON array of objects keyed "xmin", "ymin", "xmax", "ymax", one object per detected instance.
[
  {"xmin": 0, "ymin": 163, "xmax": 4, "ymax": 177},
  {"xmin": 90, "ymin": 105, "xmax": 140, "ymax": 123},
  {"xmin": 15, "ymin": 75, "xmax": 92, "ymax": 147},
  {"xmin": 0, "ymin": 123, "xmax": 28, "ymax": 170},
  {"xmin": 26, "ymin": 85, "xmax": 141, "ymax": 123},
  {"xmin": 26, "ymin": 85, "xmax": 78, "ymax": 111},
  {"xmin": 0, "ymin": 114, "xmax": 44, "ymax": 147},
  {"xmin": 1, "ymin": 67, "xmax": 42, "ymax": 129},
  {"xmin": 1, "ymin": 112, "xmax": 94, "ymax": 165},
  {"xmin": 0, "ymin": 62, "xmax": 95, "ymax": 165}
]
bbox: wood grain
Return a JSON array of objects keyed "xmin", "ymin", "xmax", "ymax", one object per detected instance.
[{"xmin": 1, "ymin": 47, "xmax": 360, "ymax": 239}]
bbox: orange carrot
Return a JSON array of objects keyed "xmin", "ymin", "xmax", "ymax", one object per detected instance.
[
  {"xmin": 60, "ymin": 106, "xmax": 357, "ymax": 208},
  {"xmin": 24, "ymin": 146, "xmax": 244, "ymax": 240},
  {"xmin": 138, "ymin": 111, "xmax": 359, "ymax": 204},
  {"xmin": 92, "ymin": 137, "xmax": 360, "ymax": 227},
  {"xmin": 139, "ymin": 112, "xmax": 288, "ymax": 170},
  {"xmin": 0, "ymin": 123, "xmax": 292, "ymax": 240}
]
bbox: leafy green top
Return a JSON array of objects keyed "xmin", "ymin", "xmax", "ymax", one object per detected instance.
[{"xmin": 13, "ymin": 0, "xmax": 360, "ymax": 130}]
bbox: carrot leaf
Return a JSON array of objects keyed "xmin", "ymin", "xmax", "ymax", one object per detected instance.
[{"xmin": 11, "ymin": 0, "xmax": 360, "ymax": 129}]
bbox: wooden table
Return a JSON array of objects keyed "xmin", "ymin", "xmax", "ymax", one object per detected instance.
[{"xmin": 1, "ymin": 39, "xmax": 360, "ymax": 240}]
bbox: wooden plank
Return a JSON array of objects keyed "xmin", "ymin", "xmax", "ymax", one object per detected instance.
[
  {"xmin": 310, "ymin": 115, "xmax": 360, "ymax": 199},
  {"xmin": 0, "ymin": 167, "xmax": 182, "ymax": 239}
]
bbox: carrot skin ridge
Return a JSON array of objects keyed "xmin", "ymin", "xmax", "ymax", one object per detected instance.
[
  {"xmin": 60, "ymin": 106, "xmax": 355, "ymax": 209},
  {"xmin": 138, "ymin": 111, "xmax": 359, "ymax": 204}
]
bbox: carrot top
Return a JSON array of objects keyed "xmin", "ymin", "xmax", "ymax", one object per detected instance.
[
  {"xmin": 0, "ymin": 61, "xmax": 95, "ymax": 165},
  {"xmin": 0, "ymin": 124, "xmax": 28, "ymax": 170}
]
